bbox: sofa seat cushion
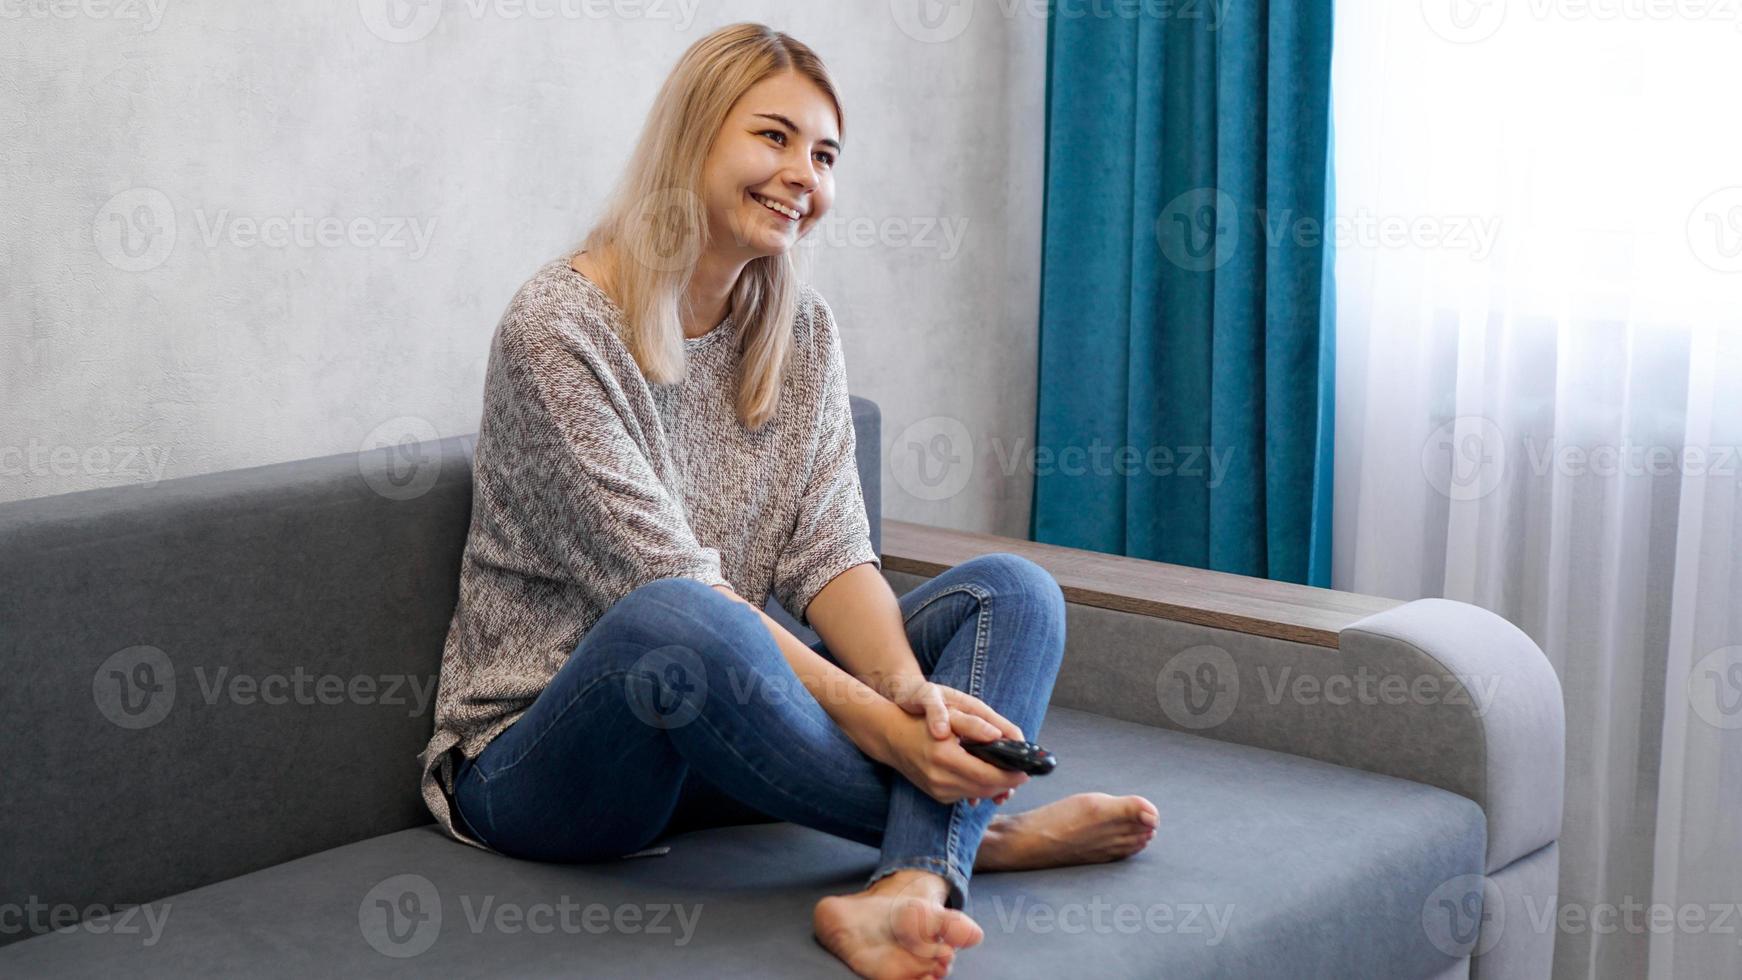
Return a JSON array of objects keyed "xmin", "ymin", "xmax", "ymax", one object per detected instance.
[{"xmin": 0, "ymin": 707, "xmax": 1484, "ymax": 978}]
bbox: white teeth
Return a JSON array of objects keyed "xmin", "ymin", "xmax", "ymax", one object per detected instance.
[{"xmin": 754, "ymin": 194, "xmax": 800, "ymax": 220}]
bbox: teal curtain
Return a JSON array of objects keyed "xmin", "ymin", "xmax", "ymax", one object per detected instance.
[{"xmin": 1032, "ymin": 3, "xmax": 1336, "ymax": 587}]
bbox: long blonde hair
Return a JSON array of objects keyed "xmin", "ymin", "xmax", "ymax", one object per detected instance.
[{"xmin": 579, "ymin": 23, "xmax": 842, "ymax": 432}]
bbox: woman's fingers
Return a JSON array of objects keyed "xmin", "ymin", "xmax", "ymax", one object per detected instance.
[
  {"xmin": 922, "ymin": 686, "xmax": 952, "ymax": 739},
  {"xmin": 947, "ymin": 707, "xmax": 1003, "ymax": 743},
  {"xmin": 941, "ymin": 689, "xmax": 1024, "ymax": 742},
  {"xmin": 937, "ymin": 737, "xmax": 1028, "ymax": 799}
]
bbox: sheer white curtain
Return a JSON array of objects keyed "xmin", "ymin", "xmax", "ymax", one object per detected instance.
[{"xmin": 1330, "ymin": 6, "xmax": 1741, "ymax": 978}]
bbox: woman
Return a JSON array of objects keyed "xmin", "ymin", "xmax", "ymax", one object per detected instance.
[{"xmin": 418, "ymin": 23, "xmax": 1159, "ymax": 980}]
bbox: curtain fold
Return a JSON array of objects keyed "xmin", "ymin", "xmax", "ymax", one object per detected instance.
[{"xmin": 1033, "ymin": 1, "xmax": 1335, "ymax": 585}]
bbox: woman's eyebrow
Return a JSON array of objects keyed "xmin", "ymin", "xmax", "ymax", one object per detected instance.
[{"xmin": 752, "ymin": 112, "xmax": 843, "ymax": 154}]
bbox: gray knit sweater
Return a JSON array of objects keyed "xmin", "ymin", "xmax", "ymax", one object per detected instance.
[{"xmin": 417, "ymin": 257, "xmax": 881, "ymax": 850}]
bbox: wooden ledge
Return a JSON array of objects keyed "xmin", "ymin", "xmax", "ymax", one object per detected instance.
[{"xmin": 880, "ymin": 519, "xmax": 1402, "ymax": 649}]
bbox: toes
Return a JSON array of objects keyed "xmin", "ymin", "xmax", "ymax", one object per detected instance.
[
  {"xmin": 937, "ymin": 909, "xmax": 985, "ymax": 949},
  {"xmin": 1124, "ymin": 795, "xmax": 1160, "ymax": 828}
]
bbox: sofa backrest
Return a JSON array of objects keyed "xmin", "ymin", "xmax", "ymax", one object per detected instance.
[{"xmin": 0, "ymin": 396, "xmax": 881, "ymax": 945}]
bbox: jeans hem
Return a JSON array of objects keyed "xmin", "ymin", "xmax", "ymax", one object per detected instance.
[{"xmin": 865, "ymin": 855, "xmax": 970, "ymax": 912}]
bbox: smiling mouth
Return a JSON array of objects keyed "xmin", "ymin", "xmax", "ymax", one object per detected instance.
[{"xmin": 750, "ymin": 191, "xmax": 803, "ymax": 222}]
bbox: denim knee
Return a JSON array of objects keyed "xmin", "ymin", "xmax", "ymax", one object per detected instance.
[
  {"xmin": 957, "ymin": 553, "xmax": 1065, "ymax": 611},
  {"xmin": 588, "ymin": 576, "xmax": 754, "ymax": 667}
]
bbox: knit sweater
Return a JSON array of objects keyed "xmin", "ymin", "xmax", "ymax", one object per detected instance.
[{"xmin": 417, "ymin": 256, "xmax": 881, "ymax": 850}]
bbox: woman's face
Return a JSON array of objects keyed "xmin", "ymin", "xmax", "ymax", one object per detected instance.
[{"xmin": 700, "ymin": 70, "xmax": 839, "ymax": 260}]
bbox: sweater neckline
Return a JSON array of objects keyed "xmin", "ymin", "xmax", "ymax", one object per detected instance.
[{"xmin": 553, "ymin": 257, "xmax": 736, "ymax": 353}]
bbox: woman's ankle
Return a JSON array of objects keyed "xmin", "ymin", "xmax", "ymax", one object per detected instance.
[{"xmin": 866, "ymin": 868, "xmax": 951, "ymax": 905}]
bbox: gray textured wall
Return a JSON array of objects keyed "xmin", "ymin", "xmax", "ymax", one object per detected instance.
[{"xmin": 0, "ymin": 1, "xmax": 1047, "ymax": 537}]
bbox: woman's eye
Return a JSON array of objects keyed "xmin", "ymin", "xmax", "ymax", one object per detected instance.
[
  {"xmin": 760, "ymin": 129, "xmax": 787, "ymax": 145},
  {"xmin": 814, "ymin": 151, "xmax": 835, "ymax": 168}
]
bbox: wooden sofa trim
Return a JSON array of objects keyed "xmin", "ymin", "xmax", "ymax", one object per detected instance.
[{"xmin": 880, "ymin": 519, "xmax": 1402, "ymax": 650}]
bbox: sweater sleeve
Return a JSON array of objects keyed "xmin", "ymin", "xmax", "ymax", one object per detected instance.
[
  {"xmin": 488, "ymin": 307, "xmax": 730, "ymax": 599},
  {"xmin": 771, "ymin": 294, "xmax": 881, "ymax": 628}
]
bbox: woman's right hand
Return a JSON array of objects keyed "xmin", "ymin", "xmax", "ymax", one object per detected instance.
[{"xmin": 866, "ymin": 701, "xmax": 1029, "ymax": 806}]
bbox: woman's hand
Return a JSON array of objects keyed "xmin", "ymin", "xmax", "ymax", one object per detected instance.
[
  {"xmin": 867, "ymin": 702, "xmax": 1029, "ymax": 807},
  {"xmin": 874, "ymin": 675, "xmax": 1028, "ymax": 806}
]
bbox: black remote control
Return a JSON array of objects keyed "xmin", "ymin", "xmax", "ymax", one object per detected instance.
[{"xmin": 961, "ymin": 738, "xmax": 1057, "ymax": 775}]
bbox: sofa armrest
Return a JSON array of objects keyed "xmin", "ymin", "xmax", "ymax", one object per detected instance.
[
  {"xmin": 1334, "ymin": 600, "xmax": 1564, "ymax": 873},
  {"xmin": 880, "ymin": 520, "xmax": 1565, "ymax": 875}
]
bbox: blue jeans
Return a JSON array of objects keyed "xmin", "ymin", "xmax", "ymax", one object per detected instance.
[{"xmin": 450, "ymin": 553, "xmax": 1066, "ymax": 910}]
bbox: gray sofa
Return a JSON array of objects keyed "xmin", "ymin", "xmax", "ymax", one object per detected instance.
[{"xmin": 0, "ymin": 396, "xmax": 1564, "ymax": 978}]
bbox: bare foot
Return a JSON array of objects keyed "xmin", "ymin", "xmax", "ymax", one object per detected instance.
[
  {"xmin": 976, "ymin": 792, "xmax": 1160, "ymax": 872},
  {"xmin": 813, "ymin": 869, "xmax": 983, "ymax": 979}
]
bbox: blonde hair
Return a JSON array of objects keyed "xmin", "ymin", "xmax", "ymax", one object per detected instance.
[{"xmin": 579, "ymin": 23, "xmax": 843, "ymax": 431}]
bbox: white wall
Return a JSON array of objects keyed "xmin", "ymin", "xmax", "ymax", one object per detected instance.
[{"xmin": 0, "ymin": 0, "xmax": 1049, "ymax": 537}]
